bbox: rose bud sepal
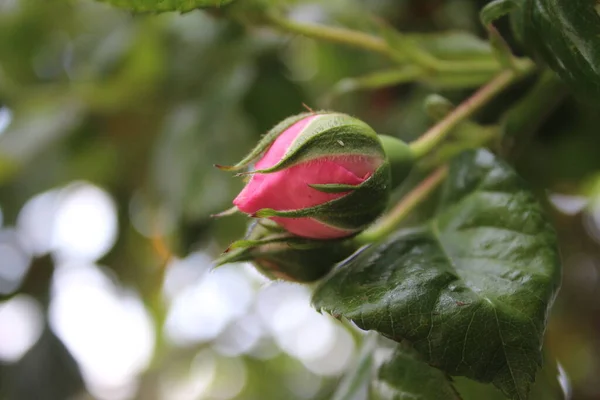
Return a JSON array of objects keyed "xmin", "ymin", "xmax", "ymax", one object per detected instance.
[
  {"xmin": 252, "ymin": 161, "xmax": 391, "ymax": 235},
  {"xmin": 215, "ymin": 219, "xmax": 357, "ymax": 283},
  {"xmin": 214, "ymin": 112, "xmax": 318, "ymax": 172}
]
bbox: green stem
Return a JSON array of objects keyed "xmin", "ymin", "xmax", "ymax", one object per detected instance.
[
  {"xmin": 264, "ymin": 13, "xmax": 507, "ymax": 74},
  {"xmin": 264, "ymin": 13, "xmax": 394, "ymax": 58},
  {"xmin": 379, "ymin": 135, "xmax": 415, "ymax": 188},
  {"xmin": 354, "ymin": 166, "xmax": 449, "ymax": 245},
  {"xmin": 409, "ymin": 62, "xmax": 534, "ymax": 159},
  {"xmin": 500, "ymin": 69, "xmax": 567, "ymax": 161}
]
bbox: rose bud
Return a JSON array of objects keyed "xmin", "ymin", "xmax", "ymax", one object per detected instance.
[
  {"xmin": 218, "ymin": 111, "xmax": 412, "ymax": 240},
  {"xmin": 215, "ymin": 219, "xmax": 357, "ymax": 282}
]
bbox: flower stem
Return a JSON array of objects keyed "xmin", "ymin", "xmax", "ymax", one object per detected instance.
[
  {"xmin": 264, "ymin": 13, "xmax": 512, "ymax": 74},
  {"xmin": 354, "ymin": 166, "xmax": 449, "ymax": 245},
  {"xmin": 409, "ymin": 62, "xmax": 535, "ymax": 159},
  {"xmin": 264, "ymin": 12, "xmax": 394, "ymax": 58},
  {"xmin": 500, "ymin": 69, "xmax": 566, "ymax": 161}
]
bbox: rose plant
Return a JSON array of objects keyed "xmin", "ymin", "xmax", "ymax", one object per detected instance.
[{"xmin": 90, "ymin": 0, "xmax": 577, "ymax": 399}]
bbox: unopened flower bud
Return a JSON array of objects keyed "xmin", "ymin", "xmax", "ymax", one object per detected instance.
[
  {"xmin": 218, "ymin": 111, "xmax": 409, "ymax": 239},
  {"xmin": 215, "ymin": 219, "xmax": 356, "ymax": 282}
]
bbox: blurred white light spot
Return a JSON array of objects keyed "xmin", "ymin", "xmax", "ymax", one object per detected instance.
[
  {"xmin": 160, "ymin": 349, "xmax": 216, "ymax": 400},
  {"xmin": 557, "ymin": 362, "xmax": 571, "ymax": 400},
  {"xmin": 165, "ymin": 265, "xmax": 254, "ymax": 346},
  {"xmin": 240, "ymin": 262, "xmax": 271, "ymax": 285},
  {"xmin": 289, "ymin": 4, "xmax": 326, "ymax": 24},
  {"xmin": 583, "ymin": 205, "xmax": 600, "ymax": 245},
  {"xmin": 0, "ymin": 229, "xmax": 32, "ymax": 295},
  {"xmin": 0, "ymin": 107, "xmax": 12, "ymax": 136},
  {"xmin": 246, "ymin": 336, "xmax": 280, "ymax": 360},
  {"xmin": 52, "ymin": 183, "xmax": 118, "ymax": 262},
  {"xmin": 17, "ymin": 190, "xmax": 59, "ymax": 256},
  {"xmin": 285, "ymin": 371, "xmax": 322, "ymax": 399},
  {"xmin": 162, "ymin": 252, "xmax": 212, "ymax": 302},
  {"xmin": 256, "ymin": 282, "xmax": 343, "ymax": 369},
  {"xmin": 0, "ymin": 295, "xmax": 44, "ymax": 362},
  {"xmin": 549, "ymin": 193, "xmax": 587, "ymax": 215},
  {"xmin": 302, "ymin": 323, "xmax": 355, "ymax": 376},
  {"xmin": 49, "ymin": 263, "xmax": 154, "ymax": 400},
  {"xmin": 256, "ymin": 283, "xmax": 308, "ymax": 332},
  {"xmin": 208, "ymin": 356, "xmax": 247, "ymax": 400},
  {"xmin": 373, "ymin": 346, "xmax": 395, "ymax": 368},
  {"xmin": 0, "ymin": 243, "xmax": 28, "ymax": 280},
  {"xmin": 213, "ymin": 314, "xmax": 264, "ymax": 357}
]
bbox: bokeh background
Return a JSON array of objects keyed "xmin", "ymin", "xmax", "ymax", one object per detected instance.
[{"xmin": 1, "ymin": 0, "xmax": 600, "ymax": 399}]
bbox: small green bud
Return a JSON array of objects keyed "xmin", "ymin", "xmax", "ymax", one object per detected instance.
[{"xmin": 215, "ymin": 219, "xmax": 357, "ymax": 283}]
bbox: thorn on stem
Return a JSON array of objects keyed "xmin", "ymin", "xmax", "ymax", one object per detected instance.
[{"xmin": 302, "ymin": 103, "xmax": 315, "ymax": 113}]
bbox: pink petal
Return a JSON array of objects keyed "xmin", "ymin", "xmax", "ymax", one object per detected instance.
[
  {"xmin": 255, "ymin": 115, "xmax": 318, "ymax": 170},
  {"xmin": 234, "ymin": 159, "xmax": 364, "ymax": 213},
  {"xmin": 332, "ymin": 154, "xmax": 383, "ymax": 179}
]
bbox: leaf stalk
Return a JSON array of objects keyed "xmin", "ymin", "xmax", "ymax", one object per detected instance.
[
  {"xmin": 409, "ymin": 62, "xmax": 534, "ymax": 159},
  {"xmin": 354, "ymin": 166, "xmax": 449, "ymax": 245}
]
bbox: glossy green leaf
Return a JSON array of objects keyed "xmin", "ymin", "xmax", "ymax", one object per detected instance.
[
  {"xmin": 453, "ymin": 348, "xmax": 566, "ymax": 400},
  {"xmin": 95, "ymin": 0, "xmax": 235, "ymax": 13},
  {"xmin": 372, "ymin": 343, "xmax": 460, "ymax": 400},
  {"xmin": 520, "ymin": 0, "xmax": 600, "ymax": 103},
  {"xmin": 313, "ymin": 149, "xmax": 561, "ymax": 400}
]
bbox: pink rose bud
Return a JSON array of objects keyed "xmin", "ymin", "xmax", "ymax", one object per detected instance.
[{"xmin": 217, "ymin": 111, "xmax": 406, "ymax": 240}]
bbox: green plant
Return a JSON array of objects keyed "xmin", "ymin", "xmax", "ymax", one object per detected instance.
[{"xmin": 6, "ymin": 0, "xmax": 598, "ymax": 398}]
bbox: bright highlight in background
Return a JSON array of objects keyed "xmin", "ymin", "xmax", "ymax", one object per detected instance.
[
  {"xmin": 11, "ymin": 178, "xmax": 357, "ymax": 399},
  {"xmin": 165, "ymin": 263, "xmax": 255, "ymax": 346},
  {"xmin": 0, "ymin": 107, "xmax": 12, "ymax": 136},
  {"xmin": 0, "ymin": 295, "xmax": 44, "ymax": 362},
  {"xmin": 0, "ymin": 229, "xmax": 31, "ymax": 295},
  {"xmin": 49, "ymin": 263, "xmax": 155, "ymax": 400},
  {"xmin": 17, "ymin": 182, "xmax": 118, "ymax": 262},
  {"xmin": 52, "ymin": 183, "xmax": 118, "ymax": 262}
]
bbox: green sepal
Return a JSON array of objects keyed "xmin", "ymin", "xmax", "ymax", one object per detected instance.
[
  {"xmin": 210, "ymin": 206, "xmax": 239, "ymax": 218},
  {"xmin": 308, "ymin": 183, "xmax": 361, "ymax": 194},
  {"xmin": 215, "ymin": 112, "xmax": 317, "ymax": 172},
  {"xmin": 378, "ymin": 135, "xmax": 414, "ymax": 188},
  {"xmin": 254, "ymin": 161, "xmax": 391, "ymax": 231},
  {"xmin": 226, "ymin": 235, "xmax": 293, "ymax": 250},
  {"xmin": 251, "ymin": 113, "xmax": 385, "ymax": 175},
  {"xmin": 215, "ymin": 219, "xmax": 358, "ymax": 282}
]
